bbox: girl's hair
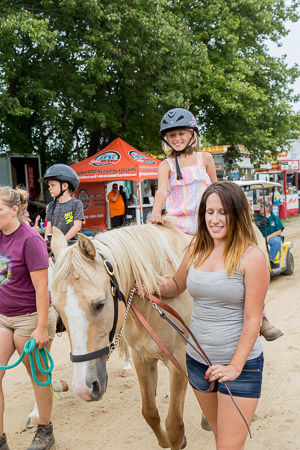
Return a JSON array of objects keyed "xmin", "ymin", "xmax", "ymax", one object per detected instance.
[
  {"xmin": 162, "ymin": 128, "xmax": 199, "ymax": 157},
  {"xmin": 188, "ymin": 181, "xmax": 258, "ymax": 276},
  {"xmin": 0, "ymin": 185, "xmax": 28, "ymax": 219}
]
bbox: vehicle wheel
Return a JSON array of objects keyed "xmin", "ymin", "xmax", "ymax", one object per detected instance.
[{"xmin": 282, "ymin": 251, "xmax": 294, "ymax": 275}]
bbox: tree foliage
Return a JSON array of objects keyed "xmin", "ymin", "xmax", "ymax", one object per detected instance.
[
  {"xmin": 0, "ymin": 0, "xmax": 299, "ymax": 168},
  {"xmin": 173, "ymin": 0, "xmax": 300, "ymax": 162}
]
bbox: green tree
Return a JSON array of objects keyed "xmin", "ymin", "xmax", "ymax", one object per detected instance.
[
  {"xmin": 0, "ymin": 0, "xmax": 299, "ymax": 168},
  {"xmin": 0, "ymin": 0, "xmax": 204, "ymax": 167},
  {"xmin": 176, "ymin": 0, "xmax": 300, "ymax": 162}
]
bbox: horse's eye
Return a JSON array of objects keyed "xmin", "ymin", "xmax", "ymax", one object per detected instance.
[{"xmin": 93, "ymin": 301, "xmax": 105, "ymax": 312}]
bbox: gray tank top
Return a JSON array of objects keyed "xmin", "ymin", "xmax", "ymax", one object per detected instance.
[{"xmin": 186, "ymin": 249, "xmax": 263, "ymax": 365}]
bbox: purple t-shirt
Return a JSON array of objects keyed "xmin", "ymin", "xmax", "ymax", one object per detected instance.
[{"xmin": 0, "ymin": 222, "xmax": 50, "ymax": 316}]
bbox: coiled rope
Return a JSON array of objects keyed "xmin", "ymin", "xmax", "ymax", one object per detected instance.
[{"xmin": 0, "ymin": 338, "xmax": 53, "ymax": 386}]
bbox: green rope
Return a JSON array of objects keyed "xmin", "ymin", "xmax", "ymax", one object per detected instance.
[{"xmin": 0, "ymin": 338, "xmax": 53, "ymax": 387}]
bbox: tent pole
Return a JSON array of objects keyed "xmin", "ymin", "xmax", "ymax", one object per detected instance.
[{"xmin": 137, "ymin": 182, "xmax": 143, "ymax": 225}]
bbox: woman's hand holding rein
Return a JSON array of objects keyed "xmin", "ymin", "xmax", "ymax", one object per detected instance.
[{"xmin": 205, "ymin": 363, "xmax": 241, "ymax": 383}]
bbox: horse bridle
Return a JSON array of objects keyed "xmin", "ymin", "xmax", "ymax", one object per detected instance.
[{"xmin": 69, "ymin": 253, "xmax": 126, "ymax": 363}]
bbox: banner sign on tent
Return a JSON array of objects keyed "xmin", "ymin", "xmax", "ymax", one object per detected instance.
[
  {"xmin": 128, "ymin": 151, "xmax": 156, "ymax": 165},
  {"xmin": 75, "ymin": 182, "xmax": 107, "ymax": 231},
  {"xmin": 90, "ymin": 151, "xmax": 121, "ymax": 167}
]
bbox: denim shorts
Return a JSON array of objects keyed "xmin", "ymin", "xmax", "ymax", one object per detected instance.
[{"xmin": 186, "ymin": 352, "xmax": 264, "ymax": 398}]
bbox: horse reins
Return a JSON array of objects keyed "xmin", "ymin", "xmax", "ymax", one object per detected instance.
[{"xmin": 68, "ymin": 255, "xmax": 251, "ymax": 438}]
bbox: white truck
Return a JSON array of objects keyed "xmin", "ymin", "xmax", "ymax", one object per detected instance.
[{"xmin": 0, "ymin": 153, "xmax": 45, "ymax": 216}]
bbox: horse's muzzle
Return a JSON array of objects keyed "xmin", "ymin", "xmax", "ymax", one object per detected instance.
[{"xmin": 89, "ymin": 372, "xmax": 108, "ymax": 401}]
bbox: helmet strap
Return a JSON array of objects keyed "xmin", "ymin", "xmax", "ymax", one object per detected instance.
[
  {"xmin": 54, "ymin": 181, "xmax": 68, "ymax": 201},
  {"xmin": 161, "ymin": 133, "xmax": 196, "ymax": 180}
]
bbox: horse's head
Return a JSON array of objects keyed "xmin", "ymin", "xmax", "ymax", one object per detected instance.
[{"xmin": 51, "ymin": 227, "xmax": 120, "ymax": 401}]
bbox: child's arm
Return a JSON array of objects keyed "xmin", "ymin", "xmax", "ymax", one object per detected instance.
[
  {"xmin": 203, "ymin": 152, "xmax": 217, "ymax": 183},
  {"xmin": 64, "ymin": 220, "xmax": 82, "ymax": 241},
  {"xmin": 44, "ymin": 221, "xmax": 52, "ymax": 240},
  {"xmin": 149, "ymin": 160, "xmax": 170, "ymax": 223}
]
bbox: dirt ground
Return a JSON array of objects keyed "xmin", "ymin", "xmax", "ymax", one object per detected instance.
[{"xmin": 3, "ymin": 215, "xmax": 300, "ymax": 449}]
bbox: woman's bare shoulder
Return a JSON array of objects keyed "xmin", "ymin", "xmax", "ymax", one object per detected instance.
[{"xmin": 241, "ymin": 246, "xmax": 268, "ymax": 271}]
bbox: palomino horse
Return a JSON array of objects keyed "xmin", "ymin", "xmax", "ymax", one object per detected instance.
[
  {"xmin": 51, "ymin": 223, "xmax": 193, "ymax": 450},
  {"xmin": 26, "ymin": 256, "xmax": 133, "ymax": 427}
]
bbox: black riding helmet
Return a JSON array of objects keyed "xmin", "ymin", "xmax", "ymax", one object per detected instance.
[
  {"xmin": 160, "ymin": 108, "xmax": 199, "ymax": 136},
  {"xmin": 160, "ymin": 108, "xmax": 199, "ymax": 180},
  {"xmin": 40, "ymin": 164, "xmax": 79, "ymax": 199}
]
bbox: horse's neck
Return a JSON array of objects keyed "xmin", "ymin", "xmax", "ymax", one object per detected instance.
[{"xmin": 48, "ymin": 258, "xmax": 54, "ymax": 294}]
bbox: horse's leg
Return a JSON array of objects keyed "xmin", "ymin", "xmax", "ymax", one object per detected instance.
[
  {"xmin": 131, "ymin": 349, "xmax": 170, "ymax": 448},
  {"xmin": 26, "ymin": 380, "xmax": 68, "ymax": 428},
  {"xmin": 121, "ymin": 341, "xmax": 134, "ymax": 377},
  {"xmin": 165, "ymin": 363, "xmax": 188, "ymax": 450},
  {"xmin": 26, "ymin": 402, "xmax": 39, "ymax": 428}
]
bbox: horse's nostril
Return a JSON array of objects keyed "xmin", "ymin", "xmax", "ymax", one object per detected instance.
[{"xmin": 91, "ymin": 380, "xmax": 101, "ymax": 399}]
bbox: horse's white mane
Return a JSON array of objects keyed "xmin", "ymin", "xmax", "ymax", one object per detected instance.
[{"xmin": 52, "ymin": 223, "xmax": 184, "ymax": 296}]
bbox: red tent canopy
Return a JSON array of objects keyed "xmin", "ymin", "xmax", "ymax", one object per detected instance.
[{"xmin": 71, "ymin": 137, "xmax": 161, "ymax": 182}]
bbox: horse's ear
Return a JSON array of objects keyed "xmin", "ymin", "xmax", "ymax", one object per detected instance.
[
  {"xmin": 77, "ymin": 233, "xmax": 97, "ymax": 260},
  {"xmin": 51, "ymin": 227, "xmax": 67, "ymax": 258}
]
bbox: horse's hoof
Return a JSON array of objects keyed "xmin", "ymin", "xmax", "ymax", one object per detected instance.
[
  {"xmin": 26, "ymin": 416, "xmax": 39, "ymax": 428},
  {"xmin": 181, "ymin": 435, "xmax": 187, "ymax": 449},
  {"xmin": 201, "ymin": 415, "xmax": 211, "ymax": 432},
  {"xmin": 121, "ymin": 369, "xmax": 134, "ymax": 377},
  {"xmin": 52, "ymin": 379, "xmax": 69, "ymax": 392}
]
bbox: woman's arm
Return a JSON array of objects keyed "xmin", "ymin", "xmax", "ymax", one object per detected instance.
[
  {"xmin": 267, "ymin": 229, "xmax": 282, "ymax": 240},
  {"xmin": 149, "ymin": 161, "xmax": 170, "ymax": 223},
  {"xmin": 206, "ymin": 248, "xmax": 269, "ymax": 382},
  {"xmin": 30, "ymin": 268, "xmax": 50, "ymax": 350},
  {"xmin": 137, "ymin": 247, "xmax": 192, "ymax": 298},
  {"xmin": 203, "ymin": 152, "xmax": 217, "ymax": 183},
  {"xmin": 229, "ymin": 249, "xmax": 269, "ymax": 371}
]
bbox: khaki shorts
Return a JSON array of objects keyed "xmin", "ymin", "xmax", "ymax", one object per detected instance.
[{"xmin": 0, "ymin": 305, "xmax": 56, "ymax": 339}]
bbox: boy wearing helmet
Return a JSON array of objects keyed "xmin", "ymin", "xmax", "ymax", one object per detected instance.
[
  {"xmin": 41, "ymin": 164, "xmax": 84, "ymax": 242},
  {"xmin": 150, "ymin": 108, "xmax": 217, "ymax": 234}
]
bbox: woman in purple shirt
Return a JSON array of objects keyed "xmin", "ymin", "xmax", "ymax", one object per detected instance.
[{"xmin": 0, "ymin": 186, "xmax": 56, "ymax": 450}]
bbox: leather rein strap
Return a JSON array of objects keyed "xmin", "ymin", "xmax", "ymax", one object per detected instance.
[
  {"xmin": 69, "ymin": 253, "xmax": 125, "ymax": 363},
  {"xmin": 131, "ymin": 295, "xmax": 214, "ymax": 393},
  {"xmin": 130, "ymin": 302, "xmax": 214, "ymax": 393}
]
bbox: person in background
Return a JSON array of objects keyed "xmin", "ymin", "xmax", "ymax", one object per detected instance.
[
  {"xmin": 23, "ymin": 209, "xmax": 34, "ymax": 227},
  {"xmin": 149, "ymin": 108, "xmax": 217, "ymax": 234},
  {"xmin": 23, "ymin": 210, "xmax": 41, "ymax": 231},
  {"xmin": 0, "ymin": 186, "xmax": 56, "ymax": 450},
  {"xmin": 268, "ymin": 188, "xmax": 282, "ymax": 205},
  {"xmin": 107, "ymin": 183, "xmax": 125, "ymax": 229},
  {"xmin": 256, "ymin": 200, "xmax": 284, "ymax": 267},
  {"xmin": 40, "ymin": 164, "xmax": 84, "ymax": 243},
  {"xmin": 128, "ymin": 193, "xmax": 138, "ymax": 205},
  {"xmin": 140, "ymin": 182, "xmax": 269, "ymax": 448},
  {"xmin": 119, "ymin": 186, "xmax": 128, "ymax": 225}
]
